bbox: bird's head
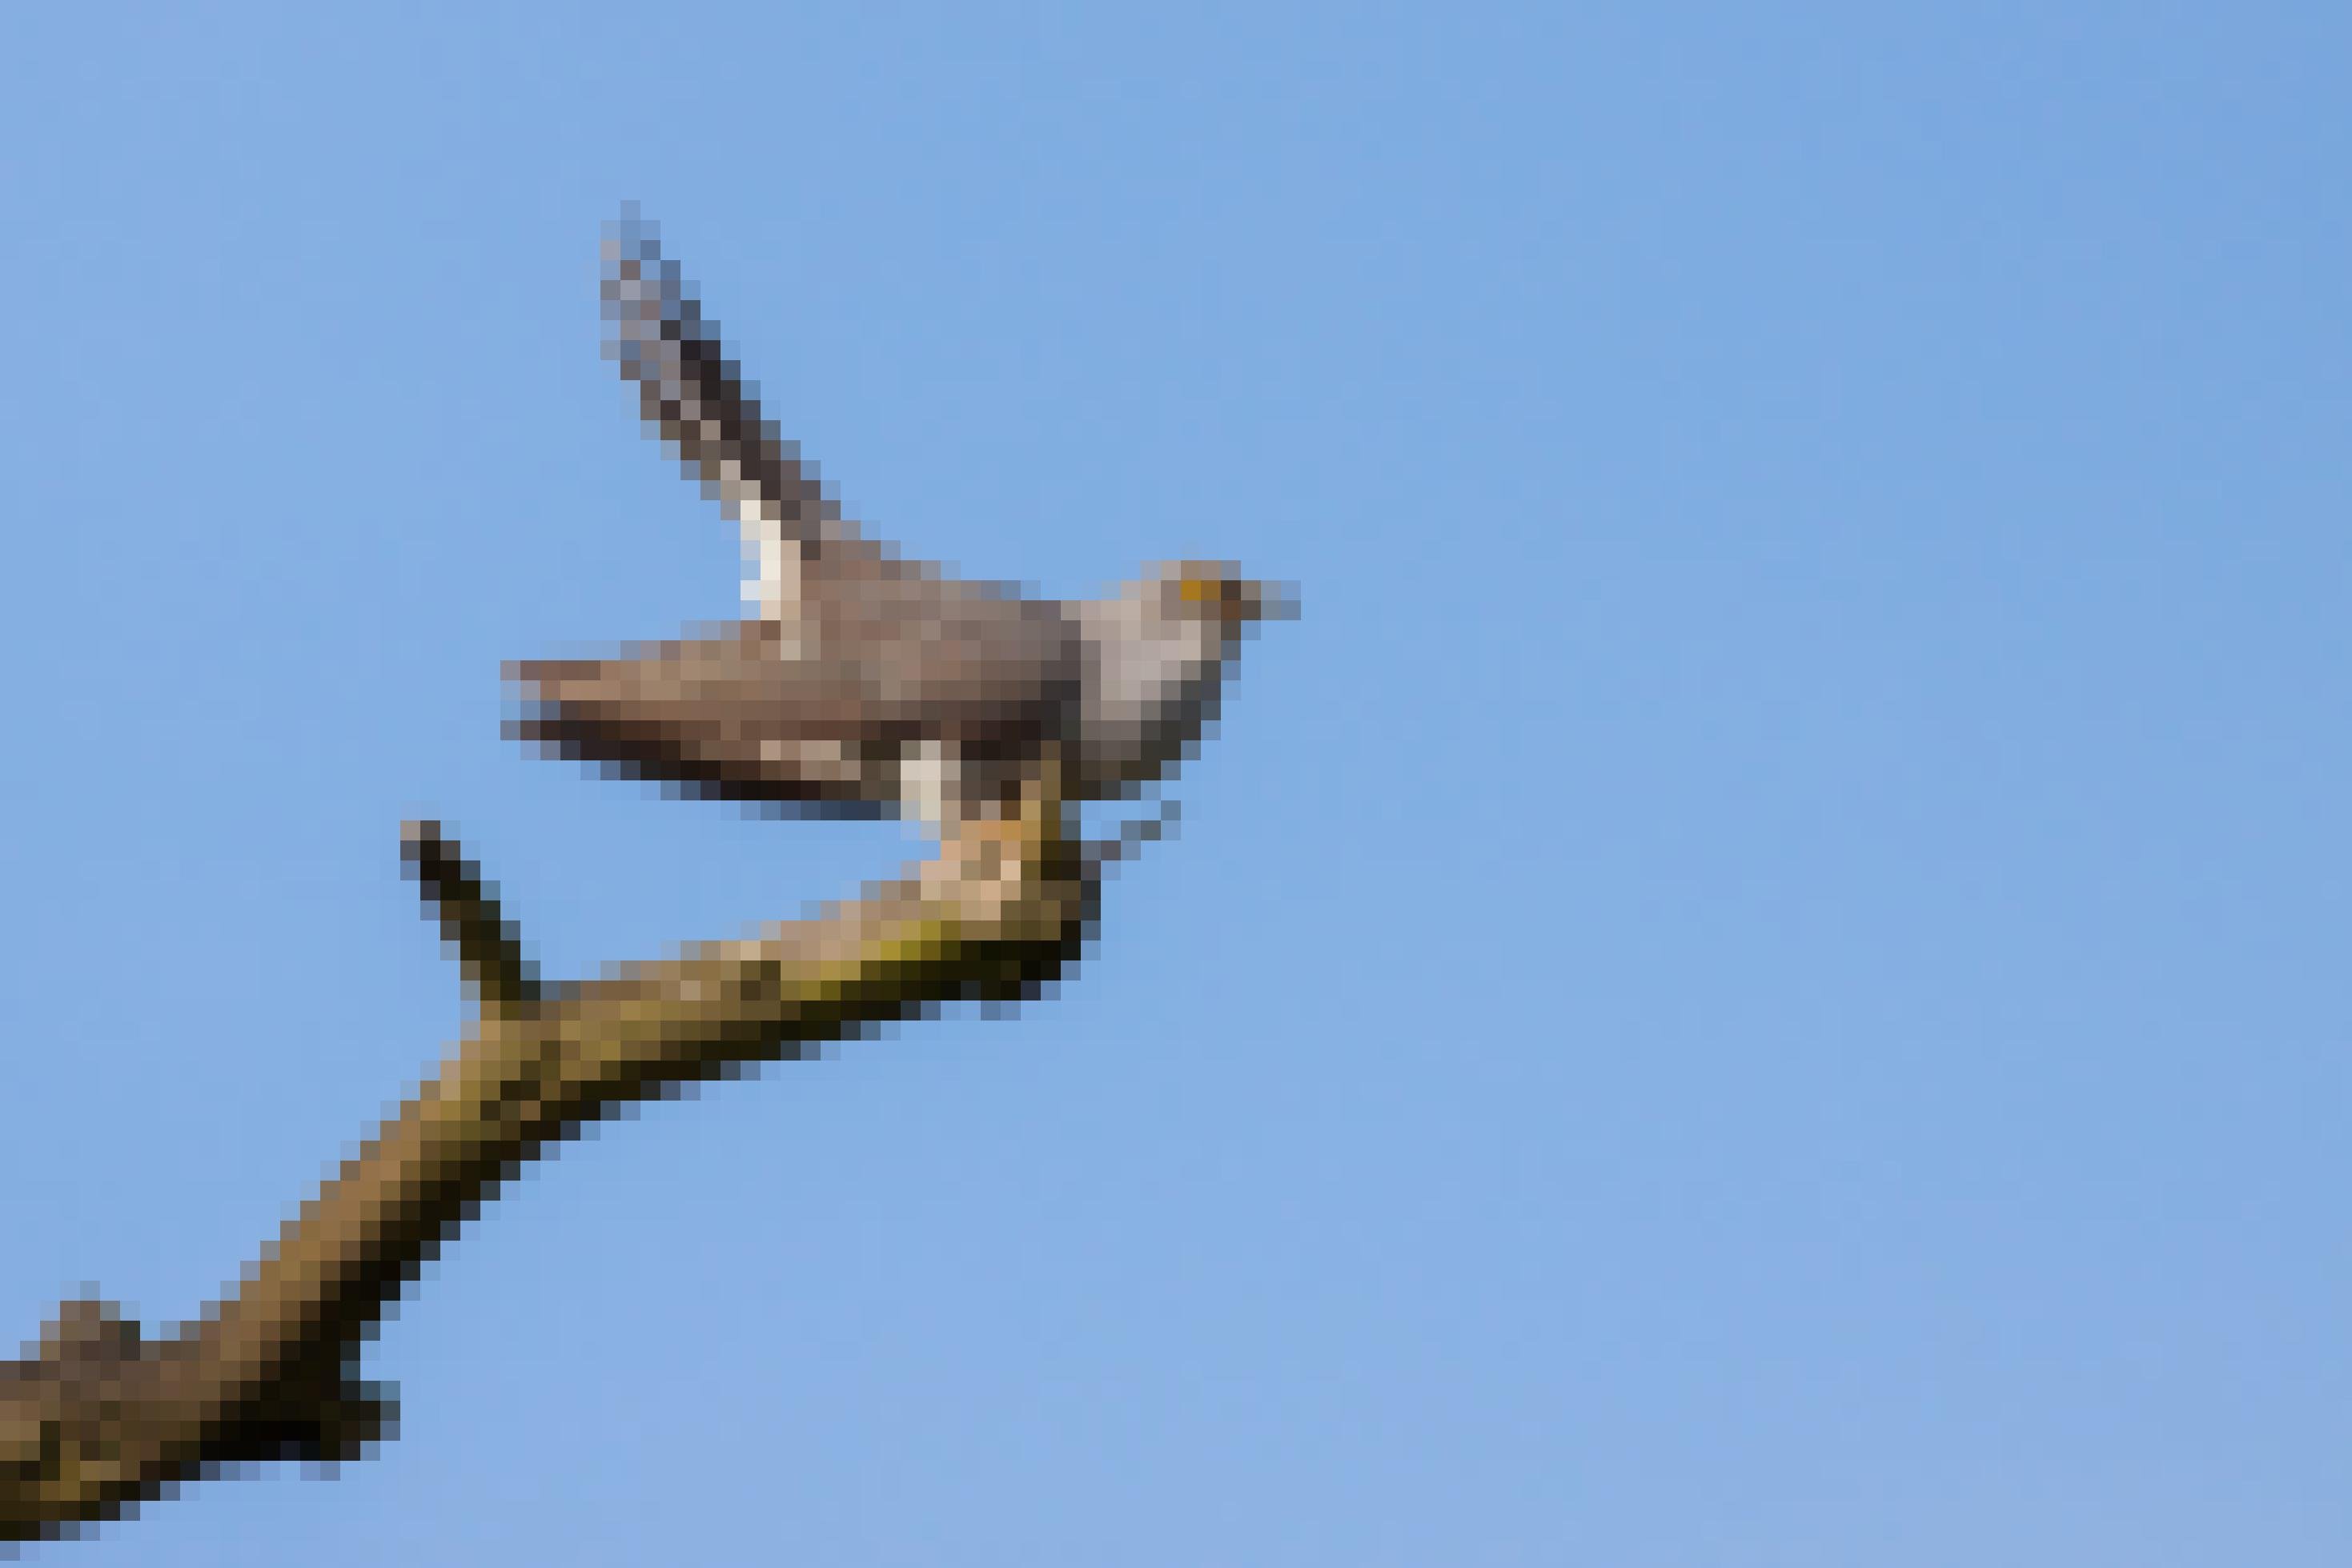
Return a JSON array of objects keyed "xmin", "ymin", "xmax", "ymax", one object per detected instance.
[{"xmin": 1141, "ymin": 560, "xmax": 1300, "ymax": 637}]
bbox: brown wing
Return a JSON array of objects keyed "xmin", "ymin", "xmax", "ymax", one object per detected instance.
[
  {"xmin": 562, "ymin": 212, "xmax": 1081, "ymax": 814},
  {"xmin": 602, "ymin": 207, "xmax": 943, "ymax": 614},
  {"xmin": 507, "ymin": 601, "xmax": 1081, "ymax": 812}
]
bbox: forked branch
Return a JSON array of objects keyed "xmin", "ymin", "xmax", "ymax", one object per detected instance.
[{"xmin": 0, "ymin": 774, "xmax": 1096, "ymax": 1543}]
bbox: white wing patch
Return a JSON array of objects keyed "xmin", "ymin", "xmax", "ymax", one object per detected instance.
[{"xmin": 740, "ymin": 498, "xmax": 809, "ymax": 659}]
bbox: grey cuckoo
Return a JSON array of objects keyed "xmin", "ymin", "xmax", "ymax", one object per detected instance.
[{"xmin": 507, "ymin": 211, "xmax": 1290, "ymax": 833}]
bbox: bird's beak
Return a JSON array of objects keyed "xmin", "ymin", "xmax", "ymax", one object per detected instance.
[{"xmin": 1252, "ymin": 579, "xmax": 1302, "ymax": 623}]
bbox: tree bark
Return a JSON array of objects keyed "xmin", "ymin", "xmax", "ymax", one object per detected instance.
[{"xmin": 0, "ymin": 784, "xmax": 1095, "ymax": 1542}]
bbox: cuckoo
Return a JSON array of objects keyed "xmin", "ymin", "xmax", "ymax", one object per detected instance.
[{"xmin": 507, "ymin": 211, "xmax": 1290, "ymax": 836}]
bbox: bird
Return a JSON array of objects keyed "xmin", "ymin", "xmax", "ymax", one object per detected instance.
[{"xmin": 505, "ymin": 209, "xmax": 1291, "ymax": 837}]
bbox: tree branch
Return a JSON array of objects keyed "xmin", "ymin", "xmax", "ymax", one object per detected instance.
[
  {"xmin": 400, "ymin": 819, "xmax": 540, "ymax": 1013},
  {"xmin": 0, "ymin": 774, "xmax": 1096, "ymax": 1542}
]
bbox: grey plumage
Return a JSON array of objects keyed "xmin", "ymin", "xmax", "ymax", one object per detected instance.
[{"xmin": 507, "ymin": 209, "xmax": 1287, "ymax": 828}]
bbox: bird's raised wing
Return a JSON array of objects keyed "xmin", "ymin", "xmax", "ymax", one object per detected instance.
[
  {"xmin": 555, "ymin": 211, "xmax": 1084, "ymax": 823},
  {"xmin": 601, "ymin": 207, "xmax": 944, "ymax": 628}
]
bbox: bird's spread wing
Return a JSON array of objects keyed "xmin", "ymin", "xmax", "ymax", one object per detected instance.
[
  {"xmin": 540, "ymin": 211, "xmax": 1082, "ymax": 817},
  {"xmin": 600, "ymin": 207, "xmax": 942, "ymax": 632}
]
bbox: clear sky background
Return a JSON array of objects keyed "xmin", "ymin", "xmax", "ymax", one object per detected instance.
[{"xmin": 2, "ymin": 3, "xmax": 2345, "ymax": 1562}]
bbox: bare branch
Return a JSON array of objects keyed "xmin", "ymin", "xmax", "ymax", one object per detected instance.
[
  {"xmin": 0, "ymin": 774, "xmax": 1095, "ymax": 1542},
  {"xmin": 400, "ymin": 818, "xmax": 540, "ymax": 1014}
]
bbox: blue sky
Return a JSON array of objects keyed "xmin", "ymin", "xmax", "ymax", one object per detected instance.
[{"xmin": 2, "ymin": 2, "xmax": 2346, "ymax": 1562}]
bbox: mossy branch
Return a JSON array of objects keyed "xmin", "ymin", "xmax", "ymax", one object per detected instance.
[{"xmin": 0, "ymin": 772, "xmax": 1097, "ymax": 1543}]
